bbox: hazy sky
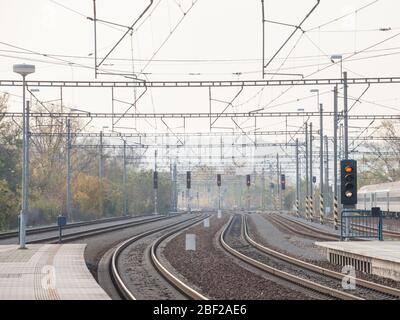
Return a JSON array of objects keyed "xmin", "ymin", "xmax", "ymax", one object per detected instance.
[{"xmin": 1, "ymin": 0, "xmax": 400, "ymax": 176}]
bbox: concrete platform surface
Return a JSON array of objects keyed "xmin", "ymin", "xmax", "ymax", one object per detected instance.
[
  {"xmin": 316, "ymin": 241, "xmax": 400, "ymax": 281},
  {"xmin": 0, "ymin": 244, "xmax": 110, "ymax": 300}
]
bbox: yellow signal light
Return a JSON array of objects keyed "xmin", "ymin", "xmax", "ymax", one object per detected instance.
[{"xmin": 344, "ymin": 166, "xmax": 353, "ymax": 174}]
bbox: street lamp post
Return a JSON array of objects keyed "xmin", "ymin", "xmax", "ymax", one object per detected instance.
[
  {"xmin": 13, "ymin": 64, "xmax": 35, "ymax": 249},
  {"xmin": 331, "ymin": 54, "xmax": 343, "ymax": 77},
  {"xmin": 66, "ymin": 118, "xmax": 72, "ymax": 221},
  {"xmin": 311, "ymin": 89, "xmax": 324, "ymax": 224}
]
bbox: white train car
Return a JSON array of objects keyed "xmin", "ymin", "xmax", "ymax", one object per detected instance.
[{"xmin": 358, "ymin": 181, "xmax": 400, "ymax": 218}]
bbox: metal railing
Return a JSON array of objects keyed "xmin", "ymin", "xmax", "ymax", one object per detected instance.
[{"xmin": 341, "ymin": 208, "xmax": 383, "ymax": 241}]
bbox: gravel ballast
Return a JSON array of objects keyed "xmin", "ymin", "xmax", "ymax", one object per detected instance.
[
  {"xmin": 248, "ymin": 212, "xmax": 400, "ymax": 292},
  {"xmin": 163, "ymin": 214, "xmax": 314, "ymax": 300}
]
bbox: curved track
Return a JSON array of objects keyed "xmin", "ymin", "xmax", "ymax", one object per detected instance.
[
  {"xmin": 267, "ymin": 213, "xmax": 339, "ymax": 241},
  {"xmin": 244, "ymin": 215, "xmax": 400, "ymax": 299},
  {"xmin": 111, "ymin": 214, "xmax": 209, "ymax": 300},
  {"xmin": 221, "ymin": 214, "xmax": 400, "ymax": 300}
]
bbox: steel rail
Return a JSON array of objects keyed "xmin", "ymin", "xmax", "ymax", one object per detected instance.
[
  {"xmin": 26, "ymin": 215, "xmax": 174, "ymax": 244},
  {"xmin": 244, "ymin": 215, "xmax": 400, "ymax": 298},
  {"xmin": 267, "ymin": 214, "xmax": 339, "ymax": 241},
  {"xmin": 111, "ymin": 214, "xmax": 209, "ymax": 300},
  {"xmin": 0, "ymin": 214, "xmax": 150, "ymax": 240},
  {"xmin": 275, "ymin": 213, "xmax": 400, "ymax": 240},
  {"xmin": 324, "ymin": 216, "xmax": 400, "ymax": 239},
  {"xmin": 150, "ymin": 217, "xmax": 210, "ymax": 300},
  {"xmin": 219, "ymin": 215, "xmax": 362, "ymax": 300}
]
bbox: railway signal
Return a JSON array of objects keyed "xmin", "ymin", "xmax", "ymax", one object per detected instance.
[
  {"xmin": 246, "ymin": 175, "xmax": 251, "ymax": 211},
  {"xmin": 186, "ymin": 171, "xmax": 192, "ymax": 214},
  {"xmin": 281, "ymin": 174, "xmax": 286, "ymax": 190},
  {"xmin": 186, "ymin": 171, "xmax": 191, "ymax": 189},
  {"xmin": 217, "ymin": 174, "xmax": 222, "ymax": 216},
  {"xmin": 153, "ymin": 171, "xmax": 158, "ymax": 189},
  {"xmin": 341, "ymin": 160, "xmax": 357, "ymax": 206}
]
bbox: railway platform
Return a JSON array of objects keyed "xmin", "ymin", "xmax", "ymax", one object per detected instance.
[
  {"xmin": 316, "ymin": 241, "xmax": 400, "ymax": 281},
  {"xmin": 0, "ymin": 244, "xmax": 110, "ymax": 300}
]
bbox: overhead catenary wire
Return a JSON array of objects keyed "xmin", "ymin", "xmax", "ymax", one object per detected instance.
[
  {"xmin": 264, "ymin": 0, "xmax": 320, "ymax": 70},
  {"xmin": 305, "ymin": 0, "xmax": 380, "ymax": 32}
]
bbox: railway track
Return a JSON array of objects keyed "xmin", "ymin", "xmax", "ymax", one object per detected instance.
[
  {"xmin": 267, "ymin": 213, "xmax": 339, "ymax": 241},
  {"xmin": 221, "ymin": 214, "xmax": 400, "ymax": 300},
  {"xmin": 244, "ymin": 214, "xmax": 400, "ymax": 299},
  {"xmin": 272, "ymin": 212, "xmax": 400, "ymax": 242},
  {"xmin": 24, "ymin": 215, "xmax": 176, "ymax": 244},
  {"xmin": 0, "ymin": 215, "xmax": 150, "ymax": 240},
  {"xmin": 281, "ymin": 213, "xmax": 400, "ymax": 240},
  {"xmin": 111, "ymin": 214, "xmax": 209, "ymax": 300},
  {"xmin": 324, "ymin": 216, "xmax": 400, "ymax": 239}
]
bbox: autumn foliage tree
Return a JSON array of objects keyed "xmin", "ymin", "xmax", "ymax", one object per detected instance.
[{"xmin": 0, "ymin": 95, "xmax": 173, "ymax": 230}]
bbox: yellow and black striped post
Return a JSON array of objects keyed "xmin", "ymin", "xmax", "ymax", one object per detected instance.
[
  {"xmin": 296, "ymin": 199, "xmax": 299, "ymax": 217},
  {"xmin": 320, "ymin": 195, "xmax": 324, "ymax": 225},
  {"xmin": 305, "ymin": 196, "xmax": 309, "ymax": 220},
  {"xmin": 309, "ymin": 196, "xmax": 314, "ymax": 222},
  {"xmin": 333, "ymin": 196, "xmax": 339, "ymax": 230}
]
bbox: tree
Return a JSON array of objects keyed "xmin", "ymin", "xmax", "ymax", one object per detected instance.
[
  {"xmin": 360, "ymin": 121, "xmax": 400, "ymax": 186},
  {"xmin": 0, "ymin": 179, "xmax": 17, "ymax": 230}
]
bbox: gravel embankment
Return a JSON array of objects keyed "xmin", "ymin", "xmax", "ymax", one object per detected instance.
[
  {"xmin": 70, "ymin": 214, "xmax": 192, "ymax": 279},
  {"xmin": 163, "ymin": 215, "xmax": 314, "ymax": 300},
  {"xmin": 248, "ymin": 213, "xmax": 400, "ymax": 292},
  {"xmin": 249, "ymin": 213, "xmax": 327, "ymax": 261}
]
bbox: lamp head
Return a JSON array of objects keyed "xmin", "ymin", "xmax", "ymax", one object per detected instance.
[
  {"xmin": 331, "ymin": 54, "xmax": 343, "ymax": 61},
  {"xmin": 13, "ymin": 64, "xmax": 35, "ymax": 77}
]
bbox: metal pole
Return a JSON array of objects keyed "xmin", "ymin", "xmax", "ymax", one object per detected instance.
[
  {"xmin": 343, "ymin": 71, "xmax": 349, "ymax": 159},
  {"xmin": 309, "ymin": 122, "xmax": 314, "ymax": 222},
  {"xmin": 333, "ymin": 85, "xmax": 339, "ymax": 230},
  {"xmin": 154, "ymin": 150, "xmax": 158, "ymax": 215},
  {"xmin": 19, "ymin": 96, "xmax": 29, "ymax": 249},
  {"xmin": 123, "ymin": 140, "xmax": 127, "ymax": 216},
  {"xmin": 247, "ymin": 185, "xmax": 250, "ymax": 212},
  {"xmin": 60, "ymin": 87, "xmax": 63, "ymax": 113},
  {"xmin": 296, "ymin": 139, "xmax": 300, "ymax": 217},
  {"xmin": 261, "ymin": 167, "xmax": 265, "ymax": 211},
  {"xmin": 280, "ymin": 165, "xmax": 283, "ymax": 211},
  {"xmin": 305, "ymin": 122, "xmax": 309, "ymax": 220},
  {"xmin": 218, "ymin": 186, "xmax": 221, "ymax": 212},
  {"xmin": 169, "ymin": 162, "xmax": 173, "ymax": 213},
  {"xmin": 174, "ymin": 162, "xmax": 178, "ymax": 212},
  {"xmin": 269, "ymin": 162, "xmax": 273, "ymax": 210},
  {"xmin": 320, "ymin": 103, "xmax": 324, "ymax": 224},
  {"xmin": 325, "ymin": 135, "xmax": 330, "ymax": 211},
  {"xmin": 99, "ymin": 131, "xmax": 103, "ymax": 179},
  {"xmin": 261, "ymin": 0, "xmax": 265, "ymax": 79},
  {"xmin": 187, "ymin": 188, "xmax": 191, "ymax": 214},
  {"xmin": 111, "ymin": 88, "xmax": 114, "ymax": 131},
  {"xmin": 93, "ymin": 0, "xmax": 98, "ymax": 78},
  {"xmin": 99, "ymin": 130, "xmax": 104, "ymax": 216},
  {"xmin": 19, "ymin": 76, "xmax": 27, "ymax": 249},
  {"xmin": 66, "ymin": 118, "xmax": 72, "ymax": 221},
  {"xmin": 276, "ymin": 153, "xmax": 280, "ymax": 211}
]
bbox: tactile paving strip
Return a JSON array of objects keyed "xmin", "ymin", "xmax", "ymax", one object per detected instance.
[{"xmin": 0, "ymin": 244, "xmax": 110, "ymax": 300}]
